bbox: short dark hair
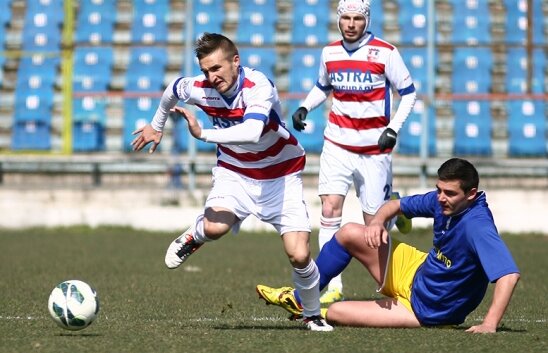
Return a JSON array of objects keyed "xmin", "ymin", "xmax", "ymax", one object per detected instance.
[
  {"xmin": 194, "ymin": 33, "xmax": 239, "ymax": 60},
  {"xmin": 437, "ymin": 158, "xmax": 479, "ymax": 193}
]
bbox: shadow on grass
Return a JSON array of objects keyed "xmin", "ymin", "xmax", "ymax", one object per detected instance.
[{"xmin": 57, "ymin": 333, "xmax": 102, "ymax": 337}]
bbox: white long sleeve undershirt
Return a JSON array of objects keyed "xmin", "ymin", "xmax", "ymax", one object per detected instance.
[
  {"xmin": 200, "ymin": 118, "xmax": 264, "ymax": 144},
  {"xmin": 387, "ymin": 90, "xmax": 417, "ymax": 133}
]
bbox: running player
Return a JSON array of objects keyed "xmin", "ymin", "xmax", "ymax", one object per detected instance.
[
  {"xmin": 131, "ymin": 33, "xmax": 332, "ymax": 331},
  {"xmin": 290, "ymin": 0, "xmax": 417, "ymax": 304}
]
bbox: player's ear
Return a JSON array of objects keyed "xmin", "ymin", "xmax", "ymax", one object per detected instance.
[{"xmin": 466, "ymin": 187, "xmax": 478, "ymax": 201}]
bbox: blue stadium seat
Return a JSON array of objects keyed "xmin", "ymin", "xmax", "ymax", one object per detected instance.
[
  {"xmin": 122, "ymin": 97, "xmax": 160, "ymax": 152},
  {"xmin": 397, "ymin": 100, "xmax": 436, "ymax": 156},
  {"xmin": 396, "ymin": 0, "xmax": 428, "ymax": 45},
  {"xmin": 368, "ymin": 0, "xmax": 384, "ymax": 37},
  {"xmin": 452, "ymin": 101, "xmax": 492, "ymax": 156},
  {"xmin": 400, "ymin": 47, "xmax": 438, "ymax": 94},
  {"xmin": 75, "ymin": 0, "xmax": 116, "ymax": 44},
  {"xmin": 507, "ymin": 100, "xmax": 546, "ymax": 157},
  {"xmin": 0, "ymin": 1, "xmax": 10, "ymax": 42},
  {"xmin": 131, "ymin": 0, "xmax": 169, "ymax": 44},
  {"xmin": 449, "ymin": 0, "xmax": 491, "ymax": 45},
  {"xmin": 290, "ymin": 0, "xmax": 329, "ymax": 46},
  {"xmin": 288, "ymin": 48, "xmax": 322, "ymax": 93},
  {"xmin": 73, "ymin": 96, "xmax": 107, "ymax": 124},
  {"xmin": 236, "ymin": 0, "xmax": 277, "ymax": 46},
  {"xmin": 451, "ymin": 48, "xmax": 492, "ymax": 93},
  {"xmin": 25, "ymin": 0, "xmax": 63, "ymax": 26},
  {"xmin": 21, "ymin": 23, "xmax": 61, "ymax": 51},
  {"xmin": 172, "ymin": 110, "xmax": 216, "ymax": 153},
  {"xmin": 125, "ymin": 47, "xmax": 167, "ymax": 92},
  {"xmin": 11, "ymin": 121, "xmax": 51, "ymax": 150},
  {"xmin": 193, "ymin": 0, "xmax": 224, "ymax": 40},
  {"xmin": 531, "ymin": 0, "xmax": 544, "ymax": 45},
  {"xmin": 238, "ymin": 47, "xmax": 276, "ymax": 79},
  {"xmin": 73, "ymin": 121, "xmax": 105, "ymax": 152},
  {"xmin": 506, "ymin": 48, "xmax": 545, "ymax": 94},
  {"xmin": 284, "ymin": 99, "xmax": 325, "ymax": 154},
  {"xmin": 73, "ymin": 46, "xmax": 113, "ymax": 92}
]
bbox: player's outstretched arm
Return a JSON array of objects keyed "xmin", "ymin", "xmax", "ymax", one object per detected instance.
[{"xmin": 466, "ymin": 272, "xmax": 520, "ymax": 333}]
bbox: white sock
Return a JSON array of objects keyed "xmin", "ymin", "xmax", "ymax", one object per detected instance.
[
  {"xmin": 191, "ymin": 214, "xmax": 213, "ymax": 243},
  {"xmin": 319, "ymin": 216, "xmax": 342, "ymax": 291},
  {"xmin": 292, "ymin": 260, "xmax": 320, "ymax": 318}
]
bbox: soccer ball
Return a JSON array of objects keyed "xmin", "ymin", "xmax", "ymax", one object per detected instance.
[{"xmin": 48, "ymin": 280, "xmax": 99, "ymax": 330}]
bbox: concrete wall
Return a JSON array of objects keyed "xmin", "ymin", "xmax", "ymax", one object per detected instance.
[{"xmin": 0, "ymin": 187, "xmax": 546, "ymax": 235}]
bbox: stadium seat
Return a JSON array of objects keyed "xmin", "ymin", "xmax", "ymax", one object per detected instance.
[
  {"xmin": 290, "ymin": 0, "xmax": 330, "ymax": 46},
  {"xmin": 0, "ymin": 0, "xmax": 10, "ymax": 43},
  {"xmin": 73, "ymin": 46, "xmax": 113, "ymax": 92},
  {"xmin": 449, "ymin": 0, "xmax": 491, "ymax": 45},
  {"xmin": 125, "ymin": 47, "xmax": 167, "ymax": 92},
  {"xmin": 505, "ymin": 48, "xmax": 545, "ymax": 94},
  {"xmin": 236, "ymin": 0, "xmax": 277, "ymax": 46},
  {"xmin": 284, "ymin": 99, "xmax": 325, "ymax": 154},
  {"xmin": 507, "ymin": 100, "xmax": 546, "ymax": 157},
  {"xmin": 193, "ymin": 0, "xmax": 224, "ymax": 40},
  {"xmin": 73, "ymin": 121, "xmax": 105, "ymax": 152},
  {"xmin": 25, "ymin": 0, "xmax": 64, "ymax": 26},
  {"xmin": 238, "ymin": 47, "xmax": 276, "ymax": 79},
  {"xmin": 505, "ymin": 0, "xmax": 545, "ymax": 45},
  {"xmin": 288, "ymin": 48, "xmax": 322, "ymax": 93},
  {"xmin": 172, "ymin": 109, "xmax": 216, "ymax": 153},
  {"xmin": 396, "ymin": 0, "xmax": 428, "ymax": 45},
  {"xmin": 131, "ymin": 0, "xmax": 169, "ymax": 44},
  {"xmin": 400, "ymin": 47, "xmax": 438, "ymax": 94},
  {"xmin": 451, "ymin": 48, "xmax": 492, "ymax": 93},
  {"xmin": 75, "ymin": 0, "xmax": 116, "ymax": 44},
  {"xmin": 368, "ymin": 0, "xmax": 384, "ymax": 37},
  {"xmin": 397, "ymin": 99, "xmax": 436, "ymax": 156},
  {"xmin": 11, "ymin": 120, "xmax": 51, "ymax": 150},
  {"xmin": 73, "ymin": 97, "xmax": 107, "ymax": 124},
  {"xmin": 452, "ymin": 101, "xmax": 492, "ymax": 156},
  {"xmin": 122, "ymin": 97, "xmax": 160, "ymax": 152}
]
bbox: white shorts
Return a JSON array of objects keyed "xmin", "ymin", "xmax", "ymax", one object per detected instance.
[
  {"xmin": 318, "ymin": 140, "xmax": 393, "ymax": 215},
  {"xmin": 205, "ymin": 167, "xmax": 311, "ymax": 235}
]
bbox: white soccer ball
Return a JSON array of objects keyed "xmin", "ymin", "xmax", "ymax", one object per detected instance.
[{"xmin": 48, "ymin": 280, "xmax": 99, "ymax": 331}]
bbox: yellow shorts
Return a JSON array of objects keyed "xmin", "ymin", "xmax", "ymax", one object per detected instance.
[{"xmin": 379, "ymin": 238, "xmax": 427, "ymax": 313}]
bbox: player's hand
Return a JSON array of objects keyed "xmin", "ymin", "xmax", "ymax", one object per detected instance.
[
  {"xmin": 292, "ymin": 107, "xmax": 308, "ymax": 131},
  {"xmin": 465, "ymin": 323, "xmax": 497, "ymax": 334},
  {"xmin": 363, "ymin": 222, "xmax": 388, "ymax": 249},
  {"xmin": 378, "ymin": 127, "xmax": 397, "ymax": 152},
  {"xmin": 131, "ymin": 124, "xmax": 163, "ymax": 153},
  {"xmin": 171, "ymin": 106, "xmax": 202, "ymax": 139}
]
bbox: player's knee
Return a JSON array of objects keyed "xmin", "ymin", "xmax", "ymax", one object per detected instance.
[
  {"xmin": 286, "ymin": 249, "xmax": 310, "ymax": 268},
  {"xmin": 202, "ymin": 220, "xmax": 230, "ymax": 239},
  {"xmin": 335, "ymin": 223, "xmax": 365, "ymax": 247}
]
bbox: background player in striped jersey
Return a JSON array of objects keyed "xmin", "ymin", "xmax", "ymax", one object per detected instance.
[
  {"xmin": 131, "ymin": 33, "xmax": 332, "ymax": 331},
  {"xmin": 290, "ymin": 0, "xmax": 417, "ymax": 304}
]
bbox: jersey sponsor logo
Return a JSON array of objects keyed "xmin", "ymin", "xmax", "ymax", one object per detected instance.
[
  {"xmin": 434, "ymin": 246, "xmax": 452, "ymax": 268},
  {"xmin": 201, "ymin": 96, "xmax": 220, "ymax": 101},
  {"xmin": 212, "ymin": 117, "xmax": 241, "ymax": 128}
]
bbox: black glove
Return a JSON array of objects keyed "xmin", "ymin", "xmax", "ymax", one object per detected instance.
[
  {"xmin": 291, "ymin": 107, "xmax": 308, "ymax": 132},
  {"xmin": 378, "ymin": 127, "xmax": 397, "ymax": 152}
]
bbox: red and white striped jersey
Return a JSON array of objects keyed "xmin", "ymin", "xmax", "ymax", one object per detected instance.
[
  {"xmin": 317, "ymin": 36, "xmax": 415, "ymax": 154},
  {"xmin": 174, "ymin": 66, "xmax": 305, "ymax": 180}
]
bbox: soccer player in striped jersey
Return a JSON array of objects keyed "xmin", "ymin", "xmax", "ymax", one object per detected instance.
[
  {"xmin": 131, "ymin": 33, "xmax": 332, "ymax": 331},
  {"xmin": 290, "ymin": 0, "xmax": 417, "ymax": 304}
]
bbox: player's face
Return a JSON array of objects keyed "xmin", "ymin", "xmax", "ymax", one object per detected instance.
[
  {"xmin": 436, "ymin": 179, "xmax": 477, "ymax": 216},
  {"xmin": 199, "ymin": 48, "xmax": 240, "ymax": 94},
  {"xmin": 339, "ymin": 13, "xmax": 366, "ymax": 43}
]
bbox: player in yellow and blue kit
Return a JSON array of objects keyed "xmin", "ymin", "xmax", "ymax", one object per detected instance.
[{"xmin": 257, "ymin": 158, "xmax": 520, "ymax": 333}]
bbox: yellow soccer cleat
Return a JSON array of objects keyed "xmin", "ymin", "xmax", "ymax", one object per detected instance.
[
  {"xmin": 256, "ymin": 285, "xmax": 303, "ymax": 316},
  {"xmin": 391, "ymin": 192, "xmax": 412, "ymax": 234},
  {"xmin": 319, "ymin": 288, "xmax": 344, "ymax": 305}
]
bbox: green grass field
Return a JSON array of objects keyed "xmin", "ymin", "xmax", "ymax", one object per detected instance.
[{"xmin": 0, "ymin": 226, "xmax": 546, "ymax": 353}]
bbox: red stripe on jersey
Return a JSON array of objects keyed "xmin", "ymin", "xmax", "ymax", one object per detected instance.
[
  {"xmin": 329, "ymin": 112, "xmax": 388, "ymax": 130},
  {"xmin": 333, "ymin": 87, "xmax": 386, "ymax": 102},
  {"xmin": 325, "ymin": 136, "xmax": 392, "ymax": 154},
  {"xmin": 368, "ymin": 38, "xmax": 395, "ymax": 50},
  {"xmin": 326, "ymin": 60, "xmax": 385, "ymax": 75},
  {"xmin": 194, "ymin": 80, "xmax": 213, "ymax": 88},
  {"xmin": 218, "ymin": 133, "xmax": 299, "ymax": 162},
  {"xmin": 218, "ymin": 155, "xmax": 306, "ymax": 180},
  {"xmin": 197, "ymin": 104, "xmax": 245, "ymax": 119},
  {"xmin": 242, "ymin": 78, "xmax": 256, "ymax": 88}
]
